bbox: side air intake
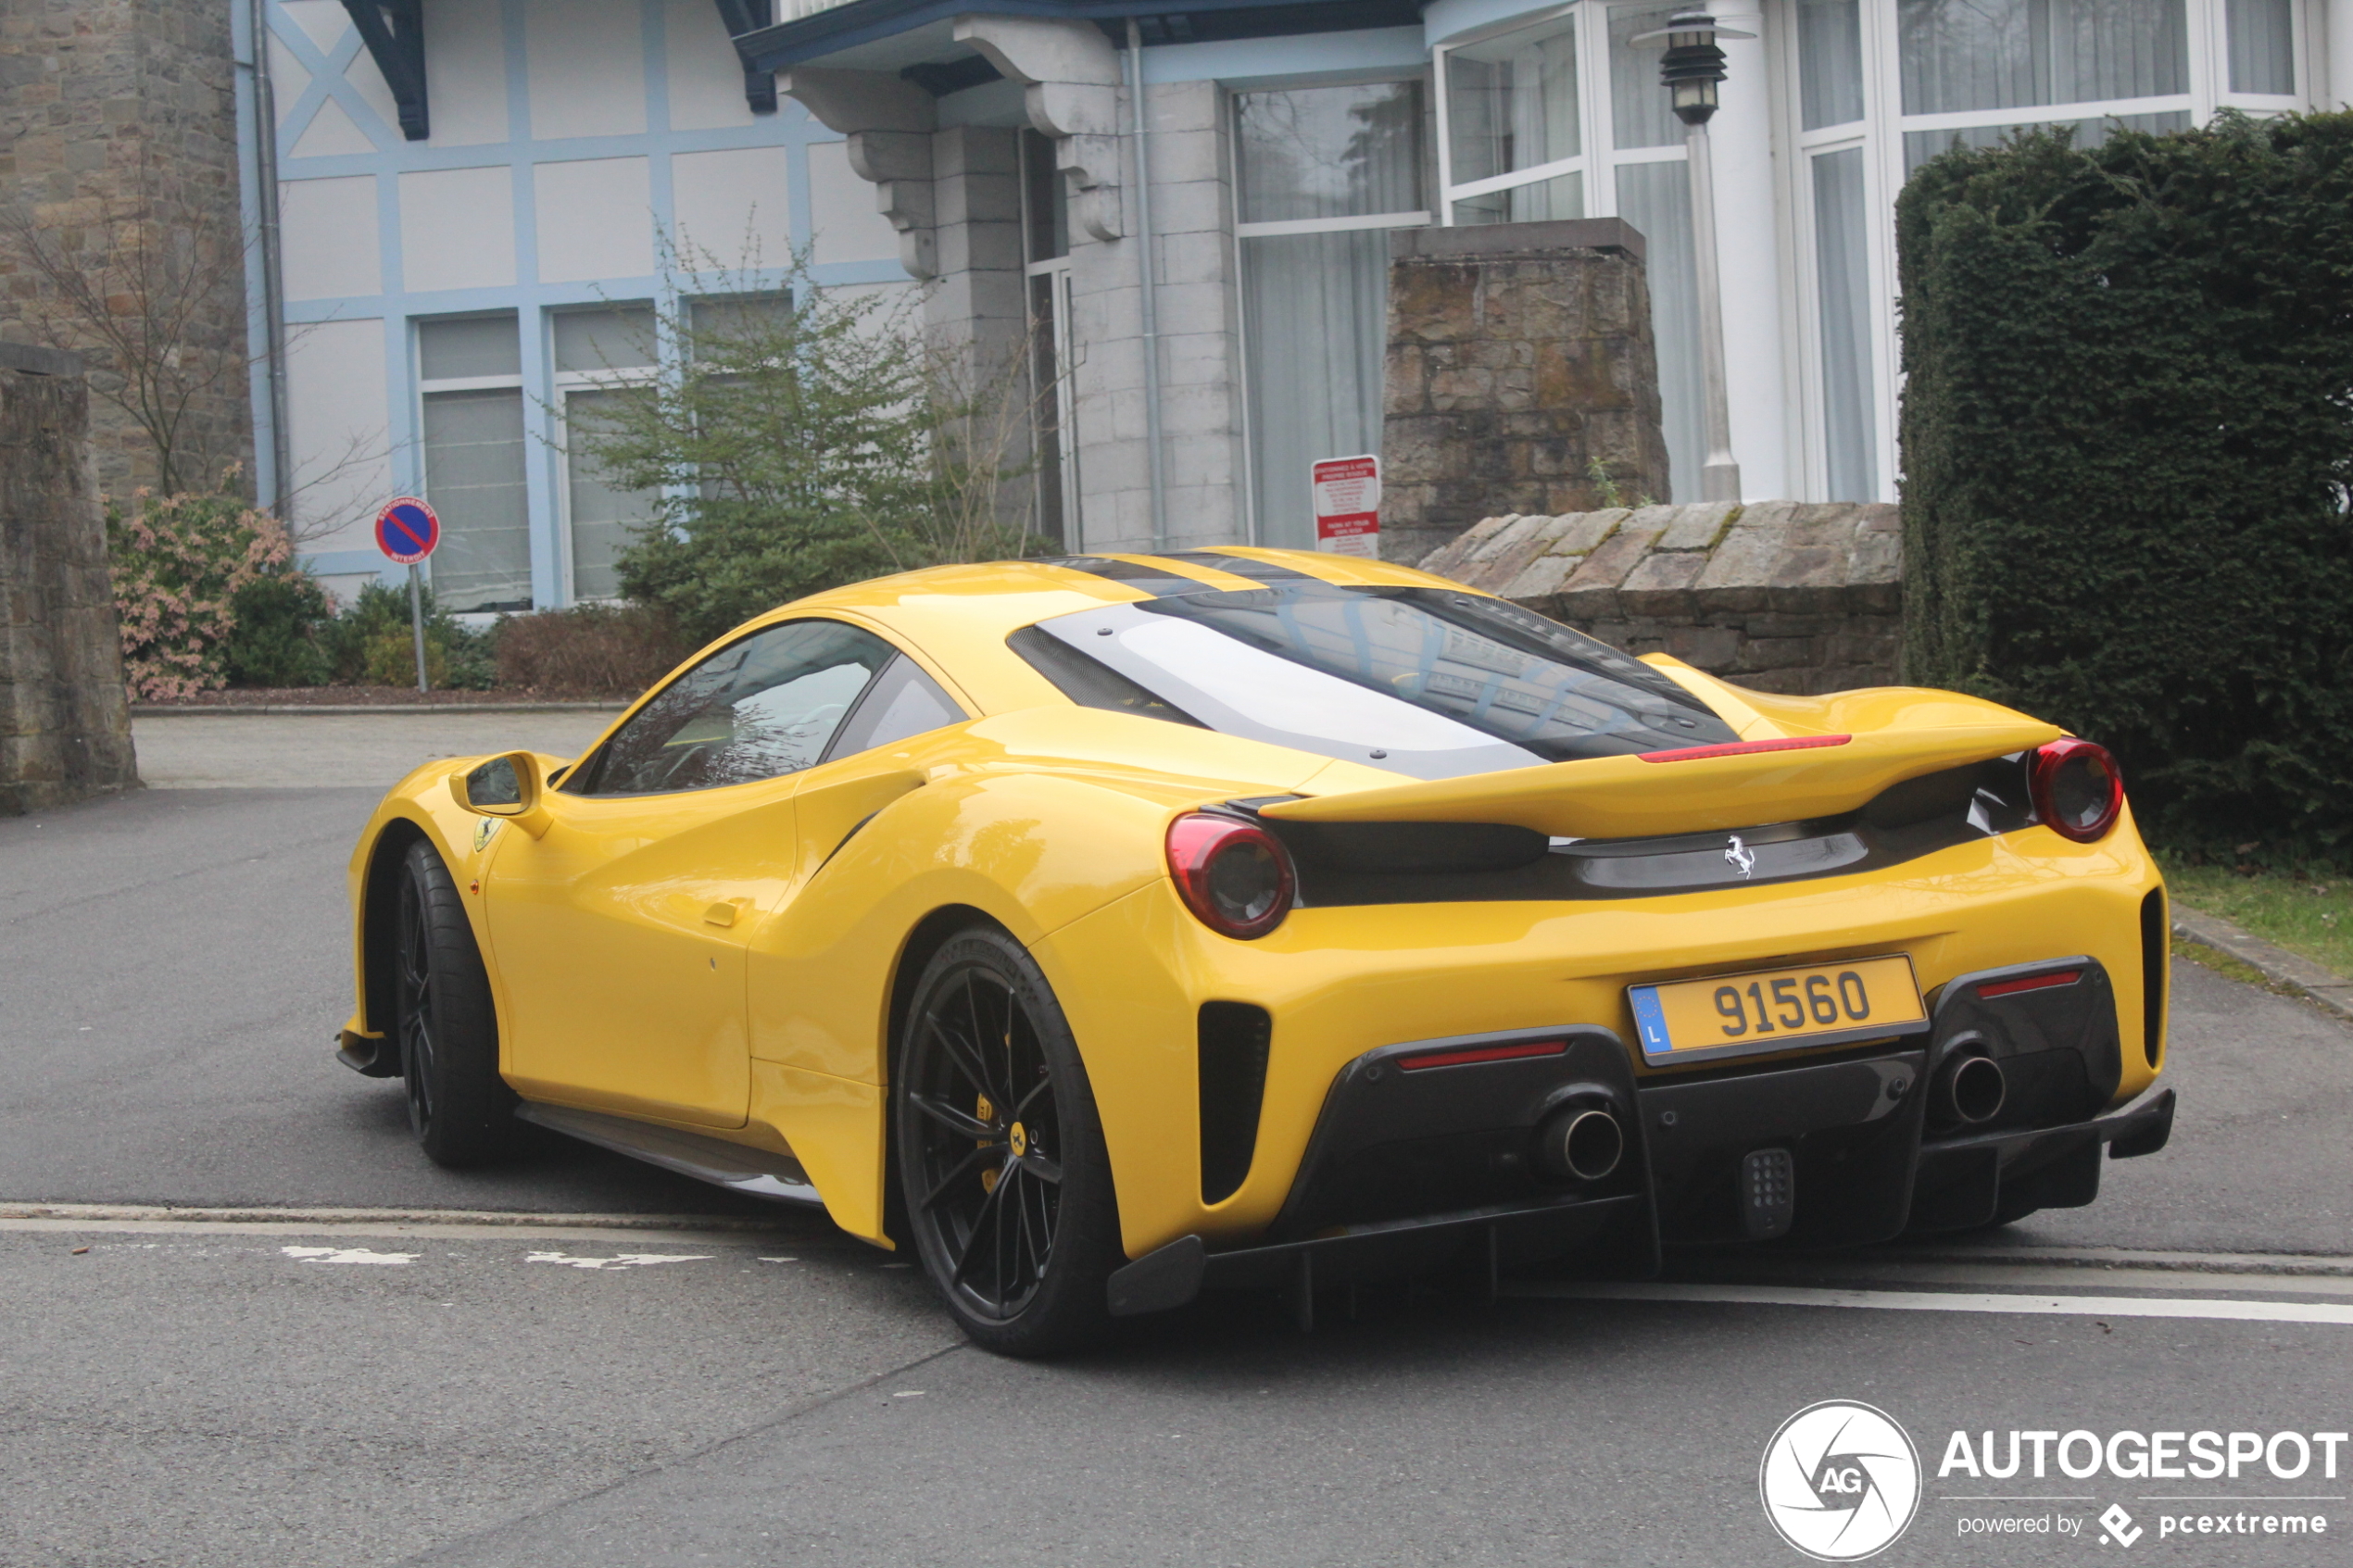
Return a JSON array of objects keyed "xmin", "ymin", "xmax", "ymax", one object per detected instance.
[
  {"xmin": 2140, "ymin": 887, "xmax": 2168, "ymax": 1068},
  {"xmin": 1198, "ymin": 1002, "xmax": 1272, "ymax": 1205}
]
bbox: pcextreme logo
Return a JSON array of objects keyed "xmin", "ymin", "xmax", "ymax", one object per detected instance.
[{"xmin": 1760, "ymin": 1400, "xmax": 1924, "ymax": 1562}]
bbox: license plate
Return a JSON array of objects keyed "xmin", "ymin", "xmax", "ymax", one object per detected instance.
[{"xmin": 1629, "ymin": 955, "xmax": 1927, "ymax": 1065}]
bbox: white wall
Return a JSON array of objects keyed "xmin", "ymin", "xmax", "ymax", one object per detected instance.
[
  {"xmin": 280, "ymin": 176, "xmax": 380, "ymax": 299},
  {"xmin": 672, "ymin": 145, "xmax": 794, "ymax": 267},
  {"xmin": 283, "ymin": 317, "xmax": 392, "ymax": 550}
]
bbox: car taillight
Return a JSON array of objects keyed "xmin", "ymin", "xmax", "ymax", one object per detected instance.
[
  {"xmin": 1166, "ymin": 812, "xmax": 1295, "ymax": 939},
  {"xmin": 2030, "ymin": 738, "xmax": 2124, "ymax": 843}
]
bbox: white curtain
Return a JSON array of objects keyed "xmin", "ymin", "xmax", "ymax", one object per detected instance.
[
  {"xmin": 1447, "ymin": 16, "xmax": 1580, "ymax": 185},
  {"xmin": 1613, "ymin": 160, "xmax": 1700, "ymax": 503},
  {"xmin": 2226, "ymin": 0, "xmax": 2296, "ymax": 91},
  {"xmin": 1799, "ymin": 0, "xmax": 1868, "ymax": 128},
  {"xmin": 1236, "ymin": 82, "xmax": 1423, "ymax": 546},
  {"xmin": 1903, "ymin": 108, "xmax": 2190, "ymax": 172},
  {"xmin": 422, "ymin": 389, "xmax": 532, "ymax": 613},
  {"xmin": 1454, "ymin": 171, "xmax": 1585, "ymax": 225},
  {"xmin": 1241, "ymin": 231, "xmax": 1394, "ymax": 547},
  {"xmin": 1234, "ymin": 82, "xmax": 1423, "ymax": 223},
  {"xmin": 1898, "ymin": 0, "xmax": 2188, "ymax": 112},
  {"xmin": 1811, "ymin": 148, "xmax": 1879, "ymax": 502},
  {"xmin": 1610, "ymin": 6, "xmax": 1687, "ymax": 150},
  {"xmin": 561, "ymin": 389, "xmax": 658, "ymax": 601}
]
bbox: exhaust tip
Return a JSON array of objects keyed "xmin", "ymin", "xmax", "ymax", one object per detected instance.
[
  {"xmin": 1539, "ymin": 1106, "xmax": 1625, "ymax": 1183},
  {"xmin": 1938, "ymin": 1053, "xmax": 2007, "ymax": 1125}
]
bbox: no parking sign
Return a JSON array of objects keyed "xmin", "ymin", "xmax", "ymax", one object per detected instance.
[
  {"xmin": 373, "ymin": 495, "xmax": 440, "ymax": 692},
  {"xmin": 374, "ymin": 496, "xmax": 441, "ymax": 565}
]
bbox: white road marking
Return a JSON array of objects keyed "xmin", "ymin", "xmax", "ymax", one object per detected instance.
[
  {"xmin": 280, "ymin": 1245, "xmax": 417, "ymax": 1266},
  {"xmin": 1514, "ymin": 1280, "xmax": 2353, "ymax": 1325},
  {"xmin": 523, "ymin": 1250, "xmax": 713, "ymax": 1271},
  {"xmin": 0, "ymin": 1203, "xmax": 795, "ymax": 1247}
]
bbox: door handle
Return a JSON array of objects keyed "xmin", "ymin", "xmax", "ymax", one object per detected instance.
[{"xmin": 703, "ymin": 900, "xmax": 745, "ymax": 928}]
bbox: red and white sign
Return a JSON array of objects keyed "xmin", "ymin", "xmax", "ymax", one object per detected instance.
[
  {"xmin": 373, "ymin": 495, "xmax": 441, "ymax": 565},
  {"xmin": 1312, "ymin": 455, "xmax": 1380, "ymax": 558}
]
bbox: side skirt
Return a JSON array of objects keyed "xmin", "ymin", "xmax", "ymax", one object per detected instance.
[{"xmin": 516, "ymin": 1102, "xmax": 824, "ymax": 1208}]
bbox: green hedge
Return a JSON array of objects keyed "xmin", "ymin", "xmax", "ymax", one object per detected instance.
[{"xmin": 1897, "ymin": 111, "xmax": 2353, "ymax": 864}]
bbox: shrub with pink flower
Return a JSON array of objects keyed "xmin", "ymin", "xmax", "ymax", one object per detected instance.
[{"xmin": 107, "ymin": 488, "xmax": 295, "ymax": 701}]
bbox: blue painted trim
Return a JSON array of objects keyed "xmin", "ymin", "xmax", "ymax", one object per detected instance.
[
  {"xmin": 305, "ymin": 547, "xmax": 402, "ymax": 576},
  {"xmin": 1423, "ymin": 0, "xmax": 1565, "ymax": 47},
  {"xmin": 1140, "ymin": 26, "xmax": 1430, "ymax": 82}
]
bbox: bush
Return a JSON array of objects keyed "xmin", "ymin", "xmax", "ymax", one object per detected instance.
[
  {"xmin": 494, "ymin": 603, "xmax": 690, "ymax": 696},
  {"xmin": 222, "ymin": 570, "xmax": 336, "ymax": 687},
  {"xmin": 1896, "ymin": 111, "xmax": 2353, "ymax": 864},
  {"xmin": 322, "ymin": 580, "xmax": 497, "ymax": 690},
  {"xmin": 107, "ymin": 489, "xmax": 292, "ymax": 700},
  {"xmin": 576, "ymin": 255, "xmax": 1048, "ymax": 646}
]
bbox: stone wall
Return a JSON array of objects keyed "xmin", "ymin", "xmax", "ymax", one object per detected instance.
[
  {"xmin": 1420, "ymin": 500, "xmax": 1903, "ymax": 696},
  {"xmin": 0, "ymin": 341, "xmax": 136, "ymax": 813},
  {"xmin": 1380, "ymin": 220, "xmax": 1671, "ymax": 567},
  {"xmin": 0, "ymin": 0, "xmax": 251, "ymax": 495}
]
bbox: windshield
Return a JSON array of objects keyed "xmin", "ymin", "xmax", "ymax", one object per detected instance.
[{"xmin": 1014, "ymin": 583, "xmax": 1735, "ymax": 779}]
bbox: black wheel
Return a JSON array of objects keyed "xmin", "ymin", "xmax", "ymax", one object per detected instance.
[
  {"xmin": 391, "ymin": 837, "xmax": 516, "ymax": 1167},
  {"xmin": 893, "ymin": 926, "xmax": 1121, "ymax": 1357}
]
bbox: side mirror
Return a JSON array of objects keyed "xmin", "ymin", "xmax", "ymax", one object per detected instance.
[{"xmin": 450, "ymin": 751, "xmax": 552, "ymax": 838}]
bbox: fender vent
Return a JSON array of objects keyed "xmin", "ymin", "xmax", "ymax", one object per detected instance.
[
  {"xmin": 1199, "ymin": 1003, "xmax": 1272, "ymax": 1205},
  {"xmin": 2140, "ymin": 887, "xmax": 2168, "ymax": 1068}
]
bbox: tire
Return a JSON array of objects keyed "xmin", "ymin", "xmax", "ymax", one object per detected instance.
[
  {"xmin": 391, "ymin": 837, "xmax": 516, "ymax": 1167},
  {"xmin": 893, "ymin": 926, "xmax": 1122, "ymax": 1357}
]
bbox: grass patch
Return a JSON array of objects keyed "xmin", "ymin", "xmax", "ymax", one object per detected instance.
[
  {"xmin": 2172, "ymin": 942, "xmax": 2280, "ymax": 992},
  {"xmin": 2159, "ymin": 857, "xmax": 2353, "ymax": 979}
]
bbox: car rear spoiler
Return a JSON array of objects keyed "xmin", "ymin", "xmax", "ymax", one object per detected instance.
[{"xmin": 1262, "ymin": 720, "xmax": 2065, "ymax": 840}]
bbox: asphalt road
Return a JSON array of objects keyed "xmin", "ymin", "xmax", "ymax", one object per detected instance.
[{"xmin": 5, "ymin": 755, "xmax": 2351, "ymax": 1567}]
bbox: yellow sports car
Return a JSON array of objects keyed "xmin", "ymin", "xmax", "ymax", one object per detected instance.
[{"xmin": 339, "ymin": 548, "xmax": 2174, "ymax": 1354}]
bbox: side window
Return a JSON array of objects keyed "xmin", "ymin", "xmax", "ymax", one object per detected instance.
[
  {"xmin": 572, "ymin": 620, "xmax": 897, "ymax": 796},
  {"xmin": 824, "ymin": 656, "xmax": 967, "ymax": 761}
]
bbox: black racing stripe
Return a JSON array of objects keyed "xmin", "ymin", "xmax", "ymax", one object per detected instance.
[
  {"xmin": 1158, "ymin": 550, "xmax": 1325, "ymax": 583},
  {"xmin": 1038, "ymin": 555, "xmax": 1212, "ymax": 597}
]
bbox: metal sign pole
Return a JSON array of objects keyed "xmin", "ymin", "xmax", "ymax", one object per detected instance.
[{"xmin": 407, "ymin": 563, "xmax": 430, "ymax": 693}]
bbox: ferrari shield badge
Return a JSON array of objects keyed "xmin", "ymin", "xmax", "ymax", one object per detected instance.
[{"xmin": 473, "ymin": 817, "xmax": 500, "ymax": 853}]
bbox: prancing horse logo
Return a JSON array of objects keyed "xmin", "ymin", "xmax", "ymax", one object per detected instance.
[{"xmin": 1725, "ymin": 835, "xmax": 1757, "ymax": 879}]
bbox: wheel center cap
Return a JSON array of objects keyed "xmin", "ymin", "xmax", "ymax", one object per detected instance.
[{"xmin": 1009, "ymin": 1122, "xmax": 1028, "ymax": 1159}]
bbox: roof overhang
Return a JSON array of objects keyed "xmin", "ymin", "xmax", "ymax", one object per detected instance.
[{"xmin": 736, "ymin": 0, "xmax": 1422, "ymax": 79}]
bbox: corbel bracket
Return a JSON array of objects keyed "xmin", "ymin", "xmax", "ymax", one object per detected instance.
[
  {"xmin": 953, "ymin": 15, "xmax": 1125, "ymax": 242},
  {"xmin": 779, "ymin": 69, "xmax": 941, "ymax": 278},
  {"xmin": 336, "ymin": 0, "xmax": 428, "ymax": 141}
]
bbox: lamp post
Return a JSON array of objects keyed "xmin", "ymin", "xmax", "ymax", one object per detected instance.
[{"xmin": 1632, "ymin": 10, "xmax": 1752, "ymax": 504}]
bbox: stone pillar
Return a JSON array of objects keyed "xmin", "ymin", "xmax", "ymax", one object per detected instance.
[
  {"xmin": 1380, "ymin": 219, "xmax": 1671, "ymax": 566},
  {"xmin": 0, "ymin": 0, "xmax": 252, "ymax": 495},
  {"xmin": 0, "ymin": 344, "xmax": 138, "ymax": 814}
]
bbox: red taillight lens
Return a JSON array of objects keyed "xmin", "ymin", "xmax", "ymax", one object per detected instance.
[
  {"xmin": 2030, "ymin": 738, "xmax": 2124, "ymax": 843},
  {"xmin": 1166, "ymin": 813, "xmax": 1295, "ymax": 939}
]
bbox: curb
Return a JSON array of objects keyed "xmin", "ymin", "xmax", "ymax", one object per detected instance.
[
  {"xmin": 132, "ymin": 702, "xmax": 629, "ymax": 717},
  {"xmin": 2172, "ymin": 905, "xmax": 2353, "ymax": 1025}
]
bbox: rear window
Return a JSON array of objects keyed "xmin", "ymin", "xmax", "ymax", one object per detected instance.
[{"xmin": 1010, "ymin": 583, "xmax": 1734, "ymax": 780}]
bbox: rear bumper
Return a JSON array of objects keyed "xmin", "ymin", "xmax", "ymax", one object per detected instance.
[{"xmin": 1106, "ymin": 987, "xmax": 2175, "ymax": 1318}]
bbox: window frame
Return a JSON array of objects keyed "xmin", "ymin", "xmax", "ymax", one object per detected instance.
[
  {"xmin": 414, "ymin": 310, "xmax": 534, "ymax": 615},
  {"xmin": 549, "ymin": 305, "xmax": 663, "ymax": 607},
  {"xmin": 1227, "ymin": 73, "xmax": 1435, "ymax": 547}
]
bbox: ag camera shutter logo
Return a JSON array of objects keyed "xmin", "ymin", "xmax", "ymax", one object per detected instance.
[{"xmin": 1760, "ymin": 1400, "xmax": 1923, "ymax": 1561}]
